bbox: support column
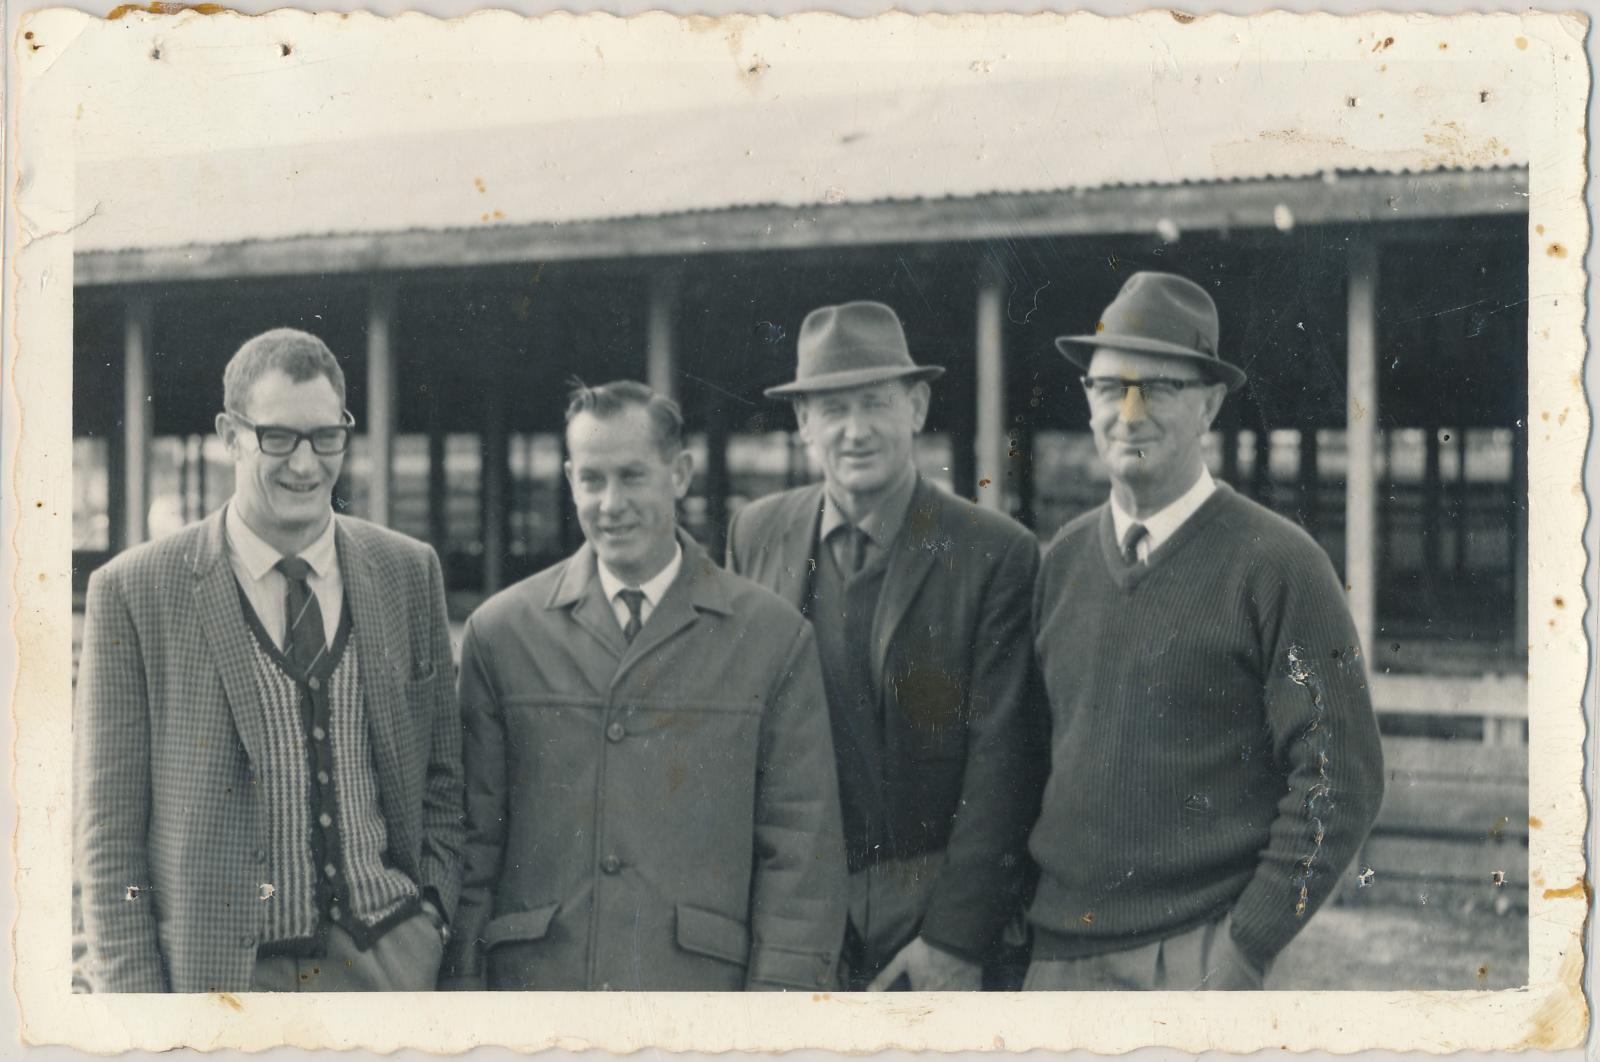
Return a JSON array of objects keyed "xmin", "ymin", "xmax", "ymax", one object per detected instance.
[
  {"xmin": 647, "ymin": 270, "xmax": 679, "ymax": 402},
  {"xmin": 482, "ymin": 360, "xmax": 509, "ymax": 595},
  {"xmin": 427, "ymin": 381, "xmax": 447, "ymax": 553},
  {"xmin": 366, "ymin": 282, "xmax": 397, "ymax": 527},
  {"xmin": 974, "ymin": 260, "xmax": 1007, "ymax": 511},
  {"xmin": 122, "ymin": 296, "xmax": 152, "ymax": 549},
  {"xmin": 1345, "ymin": 240, "xmax": 1379, "ymax": 658}
]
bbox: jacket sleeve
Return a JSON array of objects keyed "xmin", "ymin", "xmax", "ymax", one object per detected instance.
[
  {"xmin": 417, "ymin": 547, "xmax": 466, "ymax": 922},
  {"xmin": 438, "ymin": 618, "xmax": 506, "ymax": 988},
  {"xmin": 918, "ymin": 529, "xmax": 1049, "ymax": 961},
  {"xmin": 74, "ymin": 567, "xmax": 168, "ymax": 992},
  {"xmin": 745, "ymin": 619, "xmax": 848, "ymax": 991},
  {"xmin": 1226, "ymin": 541, "xmax": 1386, "ymax": 967}
]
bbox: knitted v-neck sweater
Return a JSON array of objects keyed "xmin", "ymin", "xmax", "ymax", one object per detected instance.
[{"xmin": 1027, "ymin": 484, "xmax": 1385, "ymax": 966}]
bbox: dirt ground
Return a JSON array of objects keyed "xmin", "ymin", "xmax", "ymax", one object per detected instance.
[{"xmin": 1269, "ymin": 903, "xmax": 1528, "ymax": 991}]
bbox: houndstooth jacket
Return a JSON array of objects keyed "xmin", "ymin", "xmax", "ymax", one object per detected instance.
[{"xmin": 74, "ymin": 505, "xmax": 465, "ymax": 992}]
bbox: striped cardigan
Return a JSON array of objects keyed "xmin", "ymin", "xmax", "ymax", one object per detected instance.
[{"xmin": 74, "ymin": 506, "xmax": 464, "ymax": 992}]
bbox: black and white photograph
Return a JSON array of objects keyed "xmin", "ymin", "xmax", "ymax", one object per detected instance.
[{"xmin": 9, "ymin": 6, "xmax": 1589, "ymax": 1054}]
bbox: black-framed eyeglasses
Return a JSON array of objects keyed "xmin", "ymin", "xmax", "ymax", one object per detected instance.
[
  {"xmin": 227, "ymin": 409, "xmax": 356, "ymax": 456},
  {"xmin": 1080, "ymin": 375, "xmax": 1212, "ymax": 403}
]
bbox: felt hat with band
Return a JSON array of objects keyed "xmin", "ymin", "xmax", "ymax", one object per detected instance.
[
  {"xmin": 764, "ymin": 300, "xmax": 945, "ymax": 398},
  {"xmin": 1054, "ymin": 271, "xmax": 1247, "ymax": 392}
]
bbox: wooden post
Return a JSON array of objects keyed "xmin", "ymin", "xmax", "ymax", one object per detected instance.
[
  {"xmin": 1252, "ymin": 426, "xmax": 1272, "ymax": 507},
  {"xmin": 366, "ymin": 282, "xmax": 397, "ymax": 527},
  {"xmin": 974, "ymin": 260, "xmax": 1007, "ymax": 511},
  {"xmin": 1511, "ymin": 419, "xmax": 1528, "ymax": 657},
  {"xmin": 647, "ymin": 270, "xmax": 679, "ymax": 402},
  {"xmin": 1345, "ymin": 240, "xmax": 1379, "ymax": 659},
  {"xmin": 1423, "ymin": 423, "xmax": 1441, "ymax": 584},
  {"xmin": 1454, "ymin": 427, "xmax": 1469, "ymax": 576},
  {"xmin": 122, "ymin": 296, "xmax": 153, "ymax": 549},
  {"xmin": 1298, "ymin": 428, "xmax": 1320, "ymax": 539},
  {"xmin": 482, "ymin": 350, "xmax": 509, "ymax": 595},
  {"xmin": 427, "ymin": 380, "xmax": 447, "ymax": 553}
]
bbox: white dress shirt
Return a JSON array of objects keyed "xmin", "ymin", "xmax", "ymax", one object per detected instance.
[
  {"xmin": 1109, "ymin": 467, "xmax": 1217, "ymax": 563},
  {"xmin": 224, "ymin": 503, "xmax": 343, "ymax": 650},
  {"xmin": 597, "ymin": 543, "xmax": 683, "ymax": 633}
]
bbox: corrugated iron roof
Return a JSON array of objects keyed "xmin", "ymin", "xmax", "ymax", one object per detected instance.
[{"xmin": 76, "ymin": 65, "xmax": 1527, "ymax": 255}]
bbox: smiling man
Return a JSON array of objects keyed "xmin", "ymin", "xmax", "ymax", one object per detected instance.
[
  {"xmin": 1026, "ymin": 271, "xmax": 1385, "ymax": 990},
  {"xmin": 75, "ymin": 328, "xmax": 463, "ymax": 992},
  {"xmin": 727, "ymin": 302, "xmax": 1045, "ymax": 991},
  {"xmin": 441, "ymin": 380, "xmax": 846, "ymax": 991}
]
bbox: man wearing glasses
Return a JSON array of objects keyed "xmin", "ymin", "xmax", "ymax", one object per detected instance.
[
  {"xmin": 75, "ymin": 327, "xmax": 463, "ymax": 992},
  {"xmin": 1025, "ymin": 272, "xmax": 1384, "ymax": 990}
]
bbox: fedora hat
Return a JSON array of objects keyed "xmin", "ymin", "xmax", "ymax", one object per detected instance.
[
  {"xmin": 1054, "ymin": 271, "xmax": 1247, "ymax": 392},
  {"xmin": 764, "ymin": 301, "xmax": 945, "ymax": 398}
]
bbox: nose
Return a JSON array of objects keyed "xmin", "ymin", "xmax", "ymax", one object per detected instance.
[
  {"xmin": 843, "ymin": 410, "xmax": 871, "ymax": 441},
  {"xmin": 286, "ymin": 438, "xmax": 320, "ymax": 472},
  {"xmin": 598, "ymin": 481, "xmax": 626, "ymax": 514},
  {"xmin": 1118, "ymin": 384, "xmax": 1150, "ymax": 424}
]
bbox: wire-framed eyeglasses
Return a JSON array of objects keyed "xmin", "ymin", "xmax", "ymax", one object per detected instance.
[
  {"xmin": 227, "ymin": 409, "xmax": 356, "ymax": 456},
  {"xmin": 1080, "ymin": 375, "xmax": 1213, "ymax": 403}
]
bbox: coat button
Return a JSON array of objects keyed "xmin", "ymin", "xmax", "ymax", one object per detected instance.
[
  {"xmin": 241, "ymin": 934, "xmax": 256, "ymax": 948},
  {"xmin": 606, "ymin": 722, "xmax": 626, "ymax": 742},
  {"xmin": 600, "ymin": 855, "xmax": 622, "ymax": 875},
  {"xmin": 308, "ymin": 677, "xmax": 321, "ymax": 691},
  {"xmin": 253, "ymin": 848, "xmax": 267, "ymax": 863}
]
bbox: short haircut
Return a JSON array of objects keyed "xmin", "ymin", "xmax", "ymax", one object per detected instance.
[
  {"xmin": 222, "ymin": 328, "xmax": 346, "ymax": 414},
  {"xmin": 564, "ymin": 379, "xmax": 685, "ymax": 459}
]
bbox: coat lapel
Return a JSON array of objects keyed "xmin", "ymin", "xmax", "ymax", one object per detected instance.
[
  {"xmin": 616, "ymin": 534, "xmax": 732, "ymax": 686},
  {"xmin": 871, "ymin": 477, "xmax": 944, "ymax": 684},
  {"xmin": 190, "ymin": 507, "xmax": 269, "ymax": 768},
  {"xmin": 338, "ymin": 520, "xmax": 415, "ymax": 849},
  {"xmin": 770, "ymin": 485, "xmax": 825, "ymax": 610},
  {"xmin": 547, "ymin": 543, "xmax": 628, "ymax": 689}
]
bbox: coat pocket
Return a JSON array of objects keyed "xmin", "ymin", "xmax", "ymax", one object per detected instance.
[
  {"xmin": 483, "ymin": 902, "xmax": 563, "ymax": 990},
  {"xmin": 674, "ymin": 904, "xmax": 750, "ymax": 967},
  {"xmin": 483, "ymin": 902, "xmax": 560, "ymax": 950}
]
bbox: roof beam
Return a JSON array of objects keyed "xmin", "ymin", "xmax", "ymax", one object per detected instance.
[{"xmin": 76, "ymin": 170, "xmax": 1527, "ymax": 287}]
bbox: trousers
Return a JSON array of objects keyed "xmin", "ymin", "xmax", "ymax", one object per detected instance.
[
  {"xmin": 1023, "ymin": 914, "xmax": 1268, "ymax": 991},
  {"xmin": 840, "ymin": 850, "xmax": 945, "ymax": 989},
  {"xmin": 250, "ymin": 912, "xmax": 444, "ymax": 992}
]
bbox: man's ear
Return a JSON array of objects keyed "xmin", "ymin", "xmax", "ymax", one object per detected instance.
[
  {"xmin": 671, "ymin": 449, "xmax": 695, "ymax": 500},
  {"xmin": 1200, "ymin": 383, "xmax": 1228, "ymax": 431},
  {"xmin": 907, "ymin": 381, "xmax": 931, "ymax": 432},
  {"xmin": 215, "ymin": 411, "xmax": 240, "ymax": 456}
]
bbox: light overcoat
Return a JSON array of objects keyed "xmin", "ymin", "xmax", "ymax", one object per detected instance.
[
  {"xmin": 74, "ymin": 507, "xmax": 464, "ymax": 992},
  {"xmin": 442, "ymin": 533, "xmax": 848, "ymax": 991}
]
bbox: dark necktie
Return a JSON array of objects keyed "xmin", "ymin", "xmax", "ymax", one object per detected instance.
[
  {"xmin": 618, "ymin": 588, "xmax": 646, "ymax": 643},
  {"xmin": 835, "ymin": 525, "xmax": 869, "ymax": 575},
  {"xmin": 275, "ymin": 556, "xmax": 327, "ymax": 678},
  {"xmin": 1121, "ymin": 523, "xmax": 1149, "ymax": 566}
]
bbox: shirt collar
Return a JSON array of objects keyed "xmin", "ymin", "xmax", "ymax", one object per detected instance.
[
  {"xmin": 819, "ymin": 466, "xmax": 918, "ymax": 548},
  {"xmin": 224, "ymin": 500, "xmax": 337, "ymax": 581},
  {"xmin": 1110, "ymin": 467, "xmax": 1217, "ymax": 554},
  {"xmin": 597, "ymin": 542, "xmax": 684, "ymax": 607}
]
